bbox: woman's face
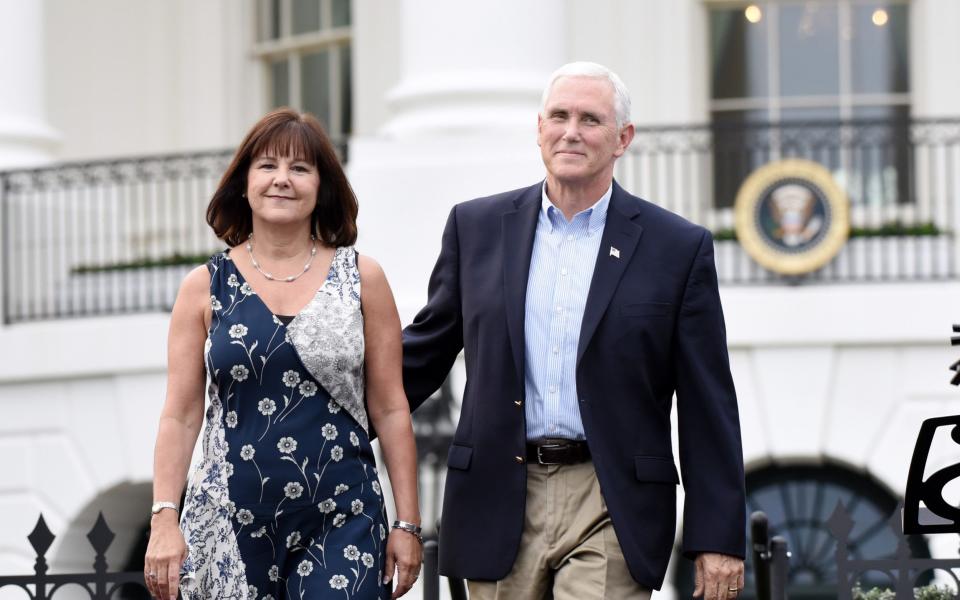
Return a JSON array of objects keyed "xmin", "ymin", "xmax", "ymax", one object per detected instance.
[{"xmin": 246, "ymin": 154, "xmax": 320, "ymax": 228}]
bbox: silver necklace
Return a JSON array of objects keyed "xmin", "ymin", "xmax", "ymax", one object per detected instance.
[{"xmin": 246, "ymin": 233, "xmax": 318, "ymax": 282}]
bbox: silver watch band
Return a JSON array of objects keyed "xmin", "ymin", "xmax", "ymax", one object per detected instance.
[{"xmin": 151, "ymin": 501, "xmax": 179, "ymax": 515}]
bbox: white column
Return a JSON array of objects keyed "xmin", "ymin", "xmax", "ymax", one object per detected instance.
[
  {"xmin": 381, "ymin": 0, "xmax": 565, "ymax": 138},
  {"xmin": 349, "ymin": 1, "xmax": 566, "ymax": 319},
  {"xmin": 0, "ymin": 0, "xmax": 58, "ymax": 169}
]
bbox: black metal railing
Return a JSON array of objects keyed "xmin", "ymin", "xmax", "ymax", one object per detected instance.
[
  {"xmin": 0, "ymin": 149, "xmax": 232, "ymax": 324},
  {"xmin": 0, "ymin": 139, "xmax": 347, "ymax": 325},
  {"xmin": 828, "ymin": 501, "xmax": 960, "ymax": 599},
  {"xmin": 619, "ymin": 118, "xmax": 960, "ymax": 284},
  {"xmin": 752, "ymin": 511, "xmax": 790, "ymax": 600},
  {"xmin": 0, "ymin": 513, "xmax": 148, "ymax": 599},
  {"xmin": 2, "ymin": 121, "xmax": 959, "ymax": 323}
]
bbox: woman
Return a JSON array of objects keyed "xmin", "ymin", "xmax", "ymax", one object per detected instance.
[{"xmin": 144, "ymin": 108, "xmax": 422, "ymax": 600}]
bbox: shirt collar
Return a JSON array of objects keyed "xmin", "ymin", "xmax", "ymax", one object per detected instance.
[{"xmin": 540, "ymin": 181, "xmax": 613, "ymax": 234}]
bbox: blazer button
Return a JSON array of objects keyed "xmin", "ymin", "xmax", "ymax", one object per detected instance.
[
  {"xmin": 514, "ymin": 400, "xmax": 522, "ymax": 407},
  {"xmin": 515, "ymin": 456, "xmax": 524, "ymax": 464}
]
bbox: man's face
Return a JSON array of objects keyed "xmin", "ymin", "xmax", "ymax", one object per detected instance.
[{"xmin": 537, "ymin": 76, "xmax": 634, "ymax": 186}]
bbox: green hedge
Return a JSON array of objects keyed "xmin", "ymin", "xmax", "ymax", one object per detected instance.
[
  {"xmin": 713, "ymin": 221, "xmax": 943, "ymax": 242},
  {"xmin": 71, "ymin": 252, "xmax": 217, "ymax": 274}
]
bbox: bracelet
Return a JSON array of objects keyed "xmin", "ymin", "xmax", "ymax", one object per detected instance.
[
  {"xmin": 150, "ymin": 501, "xmax": 179, "ymax": 516},
  {"xmin": 391, "ymin": 520, "xmax": 423, "ymax": 544}
]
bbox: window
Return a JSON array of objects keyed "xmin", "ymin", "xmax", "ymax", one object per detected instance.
[
  {"xmin": 708, "ymin": 1, "xmax": 910, "ymax": 207},
  {"xmin": 673, "ymin": 463, "xmax": 931, "ymax": 599},
  {"xmin": 254, "ymin": 0, "xmax": 352, "ymax": 141}
]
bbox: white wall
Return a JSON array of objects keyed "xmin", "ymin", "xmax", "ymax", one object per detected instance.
[
  {"xmin": 0, "ymin": 314, "xmax": 167, "ymax": 578},
  {"xmin": 43, "ymin": 0, "xmax": 257, "ymax": 162},
  {"xmin": 911, "ymin": 0, "xmax": 960, "ymax": 118},
  {"xmin": 566, "ymin": 0, "xmax": 709, "ymax": 126}
]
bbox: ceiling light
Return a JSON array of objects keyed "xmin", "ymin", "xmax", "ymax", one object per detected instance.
[{"xmin": 745, "ymin": 5, "xmax": 763, "ymax": 24}]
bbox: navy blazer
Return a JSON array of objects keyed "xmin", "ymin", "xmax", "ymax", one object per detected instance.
[{"xmin": 402, "ymin": 180, "xmax": 746, "ymax": 590}]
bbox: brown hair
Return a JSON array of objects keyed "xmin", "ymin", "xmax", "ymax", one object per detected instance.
[{"xmin": 206, "ymin": 108, "xmax": 358, "ymax": 247}]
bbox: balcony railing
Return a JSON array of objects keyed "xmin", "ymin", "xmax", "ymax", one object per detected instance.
[
  {"xmin": 0, "ymin": 150, "xmax": 232, "ymax": 324},
  {"xmin": 1, "ymin": 122, "xmax": 958, "ymax": 324},
  {"xmin": 617, "ymin": 117, "xmax": 960, "ymax": 284},
  {"xmin": 0, "ymin": 140, "xmax": 346, "ymax": 324}
]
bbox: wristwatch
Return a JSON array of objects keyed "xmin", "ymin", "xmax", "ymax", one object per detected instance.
[{"xmin": 151, "ymin": 501, "xmax": 179, "ymax": 516}]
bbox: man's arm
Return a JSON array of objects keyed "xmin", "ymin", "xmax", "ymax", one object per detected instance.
[
  {"xmin": 402, "ymin": 205, "xmax": 465, "ymax": 412},
  {"xmin": 674, "ymin": 230, "xmax": 747, "ymax": 597}
]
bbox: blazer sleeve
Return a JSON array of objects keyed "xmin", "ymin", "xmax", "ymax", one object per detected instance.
[
  {"xmin": 674, "ymin": 229, "xmax": 747, "ymax": 559},
  {"xmin": 402, "ymin": 205, "xmax": 465, "ymax": 412}
]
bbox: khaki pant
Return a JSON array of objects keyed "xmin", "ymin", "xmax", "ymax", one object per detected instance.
[{"xmin": 468, "ymin": 461, "xmax": 652, "ymax": 600}]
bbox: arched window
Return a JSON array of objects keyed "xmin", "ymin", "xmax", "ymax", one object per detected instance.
[{"xmin": 673, "ymin": 462, "xmax": 931, "ymax": 599}]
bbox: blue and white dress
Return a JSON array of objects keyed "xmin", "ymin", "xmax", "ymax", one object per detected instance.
[{"xmin": 179, "ymin": 247, "xmax": 390, "ymax": 600}]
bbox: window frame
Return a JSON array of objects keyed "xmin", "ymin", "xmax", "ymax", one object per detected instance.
[
  {"xmin": 707, "ymin": 0, "xmax": 912, "ymax": 122},
  {"xmin": 252, "ymin": 0, "xmax": 352, "ymax": 139},
  {"xmin": 705, "ymin": 0, "xmax": 914, "ymax": 211}
]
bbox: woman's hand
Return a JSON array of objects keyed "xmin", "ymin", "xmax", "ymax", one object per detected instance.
[
  {"xmin": 383, "ymin": 528, "xmax": 423, "ymax": 598},
  {"xmin": 144, "ymin": 513, "xmax": 188, "ymax": 600}
]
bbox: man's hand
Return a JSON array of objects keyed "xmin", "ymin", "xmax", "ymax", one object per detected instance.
[{"xmin": 693, "ymin": 552, "xmax": 744, "ymax": 599}]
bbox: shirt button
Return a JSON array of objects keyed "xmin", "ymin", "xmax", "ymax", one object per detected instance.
[
  {"xmin": 560, "ymin": 268, "xmax": 568, "ymax": 276},
  {"xmin": 566, "ymin": 234, "xmax": 574, "ymax": 241},
  {"xmin": 549, "ymin": 385, "xmax": 557, "ymax": 394},
  {"xmin": 552, "ymin": 346, "xmax": 559, "ymax": 354},
  {"xmin": 555, "ymin": 306, "xmax": 563, "ymax": 313},
  {"xmin": 515, "ymin": 456, "xmax": 525, "ymax": 464},
  {"xmin": 549, "ymin": 424, "xmax": 557, "ymax": 432}
]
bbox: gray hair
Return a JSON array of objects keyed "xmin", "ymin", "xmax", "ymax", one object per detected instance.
[{"xmin": 539, "ymin": 62, "xmax": 632, "ymax": 129}]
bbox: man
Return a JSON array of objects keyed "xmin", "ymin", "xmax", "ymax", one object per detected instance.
[{"xmin": 402, "ymin": 62, "xmax": 746, "ymax": 599}]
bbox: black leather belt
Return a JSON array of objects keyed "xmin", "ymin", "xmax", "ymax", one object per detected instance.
[{"xmin": 526, "ymin": 440, "xmax": 591, "ymax": 465}]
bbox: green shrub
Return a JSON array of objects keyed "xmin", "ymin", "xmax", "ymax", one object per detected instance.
[{"xmin": 851, "ymin": 583, "xmax": 956, "ymax": 600}]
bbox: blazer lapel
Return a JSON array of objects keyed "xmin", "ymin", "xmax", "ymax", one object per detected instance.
[
  {"xmin": 577, "ymin": 182, "xmax": 644, "ymax": 366},
  {"xmin": 502, "ymin": 184, "xmax": 542, "ymax": 390}
]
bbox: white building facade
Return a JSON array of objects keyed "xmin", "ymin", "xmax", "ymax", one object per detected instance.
[{"xmin": 1, "ymin": 1, "xmax": 960, "ymax": 598}]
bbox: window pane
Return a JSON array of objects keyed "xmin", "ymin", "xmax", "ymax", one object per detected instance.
[
  {"xmin": 779, "ymin": 106, "xmax": 840, "ymax": 122},
  {"xmin": 271, "ymin": 59, "xmax": 290, "ymax": 108},
  {"xmin": 777, "ymin": 107, "xmax": 842, "ymax": 178},
  {"xmin": 851, "ymin": 4, "xmax": 909, "ymax": 94},
  {"xmin": 258, "ymin": 0, "xmax": 281, "ymax": 41},
  {"xmin": 339, "ymin": 44, "xmax": 352, "ymax": 136},
  {"xmin": 292, "ymin": 0, "xmax": 321, "ymax": 35},
  {"xmin": 302, "ymin": 50, "xmax": 332, "ymax": 130},
  {"xmin": 332, "ymin": 0, "xmax": 351, "ymax": 28},
  {"xmin": 711, "ymin": 110, "xmax": 773, "ymax": 208},
  {"xmin": 779, "ymin": 2, "xmax": 839, "ymax": 97},
  {"xmin": 709, "ymin": 8, "xmax": 769, "ymax": 99},
  {"xmin": 848, "ymin": 105, "xmax": 911, "ymax": 205}
]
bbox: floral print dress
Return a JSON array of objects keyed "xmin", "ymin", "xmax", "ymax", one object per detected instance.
[{"xmin": 179, "ymin": 247, "xmax": 390, "ymax": 600}]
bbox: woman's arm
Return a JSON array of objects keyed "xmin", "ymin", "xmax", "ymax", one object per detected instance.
[
  {"xmin": 359, "ymin": 255, "xmax": 422, "ymax": 599},
  {"xmin": 144, "ymin": 265, "xmax": 211, "ymax": 600}
]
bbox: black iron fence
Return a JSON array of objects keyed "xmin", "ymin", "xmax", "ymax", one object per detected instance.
[
  {"xmin": 0, "ymin": 513, "xmax": 147, "ymax": 599},
  {"xmin": 1, "ymin": 121, "xmax": 959, "ymax": 323}
]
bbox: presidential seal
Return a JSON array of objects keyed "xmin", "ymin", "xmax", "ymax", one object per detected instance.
[{"xmin": 733, "ymin": 158, "xmax": 849, "ymax": 275}]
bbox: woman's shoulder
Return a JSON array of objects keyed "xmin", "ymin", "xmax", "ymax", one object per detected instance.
[
  {"xmin": 179, "ymin": 264, "xmax": 213, "ymax": 297},
  {"xmin": 354, "ymin": 251, "xmax": 385, "ymax": 282}
]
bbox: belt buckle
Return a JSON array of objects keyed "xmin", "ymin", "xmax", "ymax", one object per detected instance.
[{"xmin": 536, "ymin": 443, "xmax": 565, "ymax": 465}]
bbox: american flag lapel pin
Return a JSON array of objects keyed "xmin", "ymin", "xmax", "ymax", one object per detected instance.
[{"xmin": 609, "ymin": 246, "xmax": 620, "ymax": 259}]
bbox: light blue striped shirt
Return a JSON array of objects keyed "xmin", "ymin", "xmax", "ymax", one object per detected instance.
[{"xmin": 524, "ymin": 182, "xmax": 612, "ymax": 441}]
